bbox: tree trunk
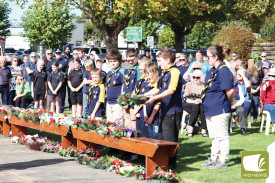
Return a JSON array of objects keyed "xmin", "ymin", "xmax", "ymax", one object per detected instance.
[{"xmin": 171, "ymin": 25, "xmax": 191, "ymax": 53}]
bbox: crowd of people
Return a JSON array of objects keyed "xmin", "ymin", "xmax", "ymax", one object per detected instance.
[{"xmin": 0, "ymin": 44, "xmax": 274, "ymax": 170}]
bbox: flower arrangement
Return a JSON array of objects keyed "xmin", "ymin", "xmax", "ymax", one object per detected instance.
[
  {"xmin": 146, "ymin": 168, "xmax": 182, "ymax": 182},
  {"xmin": 58, "ymin": 147, "xmax": 77, "ymax": 157},
  {"xmin": 40, "ymin": 142, "xmax": 62, "ymax": 153},
  {"xmin": 117, "ymin": 93, "xmax": 131, "ymax": 106},
  {"xmin": 117, "ymin": 93, "xmax": 149, "ymax": 106}
]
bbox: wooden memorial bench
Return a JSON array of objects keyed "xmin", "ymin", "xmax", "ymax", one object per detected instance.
[
  {"xmin": 70, "ymin": 127, "xmax": 179, "ymax": 177},
  {"xmin": 0, "ymin": 114, "xmax": 11, "ymax": 137}
]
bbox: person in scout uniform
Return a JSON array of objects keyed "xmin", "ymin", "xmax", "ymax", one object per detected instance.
[
  {"xmin": 87, "ymin": 68, "xmax": 105, "ymax": 120},
  {"xmin": 145, "ymin": 49, "xmax": 183, "ymax": 170},
  {"xmin": 123, "ymin": 48, "xmax": 142, "ymax": 129},
  {"xmin": 201, "ymin": 45, "xmax": 234, "ymax": 170},
  {"xmin": 105, "ymin": 49, "xmax": 125, "ymax": 125}
]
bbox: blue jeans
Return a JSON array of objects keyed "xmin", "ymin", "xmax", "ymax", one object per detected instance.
[
  {"xmin": 8, "ymin": 90, "xmax": 16, "ymax": 106},
  {"xmin": 263, "ymin": 104, "xmax": 275, "ymax": 123},
  {"xmin": 148, "ymin": 124, "xmax": 158, "ymax": 139},
  {"xmin": 82, "ymin": 93, "xmax": 88, "ymax": 118},
  {"xmin": 251, "ymin": 94, "xmax": 260, "ymax": 121},
  {"xmin": 0, "ymin": 85, "xmax": 9, "ymax": 105}
]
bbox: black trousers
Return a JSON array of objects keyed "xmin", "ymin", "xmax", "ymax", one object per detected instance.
[
  {"xmin": 182, "ymin": 103, "xmax": 207, "ymax": 129},
  {"xmin": 16, "ymin": 96, "xmax": 33, "ymax": 109},
  {"xmin": 159, "ymin": 111, "xmax": 183, "ymax": 168}
]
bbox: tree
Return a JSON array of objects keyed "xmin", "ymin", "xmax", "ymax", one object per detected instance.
[
  {"xmin": 21, "ymin": 3, "xmax": 76, "ymax": 49},
  {"xmin": 84, "ymin": 21, "xmax": 103, "ymax": 46},
  {"xmin": 122, "ymin": 19, "xmax": 161, "ymax": 49},
  {"xmin": 0, "ymin": 2, "xmax": 11, "ymax": 37},
  {"xmin": 158, "ymin": 25, "xmax": 175, "ymax": 48}
]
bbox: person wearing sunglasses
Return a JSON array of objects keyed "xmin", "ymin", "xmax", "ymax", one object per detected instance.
[
  {"xmin": 183, "ymin": 70, "xmax": 207, "ymax": 137},
  {"xmin": 183, "ymin": 61, "xmax": 202, "ymax": 83},
  {"xmin": 229, "ymin": 52, "xmax": 242, "ymax": 71},
  {"xmin": 258, "ymin": 52, "xmax": 272, "ymax": 69},
  {"xmin": 14, "ymin": 76, "xmax": 32, "ymax": 108},
  {"xmin": 26, "ymin": 52, "xmax": 38, "ymax": 82},
  {"xmin": 260, "ymin": 67, "xmax": 275, "ymax": 135},
  {"xmin": 8, "ymin": 56, "xmax": 23, "ymax": 106}
]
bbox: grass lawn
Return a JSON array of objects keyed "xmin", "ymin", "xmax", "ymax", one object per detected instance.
[{"xmin": 177, "ymin": 122, "xmax": 274, "ymax": 183}]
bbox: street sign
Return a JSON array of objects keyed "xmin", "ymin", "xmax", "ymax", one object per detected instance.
[
  {"xmin": 127, "ymin": 27, "xmax": 142, "ymax": 42},
  {"xmin": 147, "ymin": 36, "xmax": 154, "ymax": 47}
]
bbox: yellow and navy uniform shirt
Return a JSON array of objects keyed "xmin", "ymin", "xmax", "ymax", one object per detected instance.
[
  {"xmin": 158, "ymin": 66, "xmax": 183, "ymax": 115},
  {"xmin": 106, "ymin": 66, "xmax": 125, "ymax": 105},
  {"xmin": 202, "ymin": 63, "xmax": 234, "ymax": 116},
  {"xmin": 87, "ymin": 82, "xmax": 105, "ymax": 117},
  {"xmin": 123, "ymin": 62, "xmax": 142, "ymax": 94}
]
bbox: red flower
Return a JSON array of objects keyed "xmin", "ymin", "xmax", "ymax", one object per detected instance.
[
  {"xmin": 87, "ymin": 120, "xmax": 91, "ymax": 124},
  {"xmin": 49, "ymin": 118, "xmax": 55, "ymax": 124},
  {"xmin": 234, "ymin": 89, "xmax": 238, "ymax": 93},
  {"xmin": 107, "ymin": 128, "xmax": 112, "ymax": 133}
]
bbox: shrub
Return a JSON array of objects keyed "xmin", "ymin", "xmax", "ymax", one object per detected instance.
[
  {"xmin": 259, "ymin": 22, "xmax": 275, "ymax": 41},
  {"xmin": 212, "ymin": 26, "xmax": 256, "ymax": 61}
]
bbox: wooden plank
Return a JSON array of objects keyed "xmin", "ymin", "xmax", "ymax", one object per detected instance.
[
  {"xmin": 11, "ymin": 124, "xmax": 27, "ymax": 137},
  {"xmin": 41, "ymin": 123, "xmax": 69, "ymax": 136},
  {"xmin": 9, "ymin": 116, "xmax": 40, "ymax": 130}
]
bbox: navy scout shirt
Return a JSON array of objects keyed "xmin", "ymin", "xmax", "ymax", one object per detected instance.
[
  {"xmin": 123, "ymin": 62, "xmax": 141, "ymax": 94},
  {"xmin": 159, "ymin": 66, "xmax": 183, "ymax": 115},
  {"xmin": 106, "ymin": 66, "xmax": 125, "ymax": 105},
  {"xmin": 202, "ymin": 63, "xmax": 234, "ymax": 116},
  {"xmin": 88, "ymin": 82, "xmax": 105, "ymax": 117}
]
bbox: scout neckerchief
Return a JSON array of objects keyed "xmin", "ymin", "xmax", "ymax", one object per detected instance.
[
  {"xmin": 124, "ymin": 69, "xmax": 133, "ymax": 88},
  {"xmin": 157, "ymin": 65, "xmax": 177, "ymax": 90},
  {"xmin": 107, "ymin": 66, "xmax": 121, "ymax": 88},
  {"xmin": 87, "ymin": 81, "xmax": 102, "ymax": 104},
  {"xmin": 135, "ymin": 76, "xmax": 146, "ymax": 94},
  {"xmin": 201, "ymin": 63, "xmax": 226, "ymax": 100}
]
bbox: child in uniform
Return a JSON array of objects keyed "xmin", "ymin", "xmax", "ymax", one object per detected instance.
[
  {"xmin": 47, "ymin": 62, "xmax": 64, "ymax": 114},
  {"xmin": 105, "ymin": 49, "xmax": 125, "ymax": 125},
  {"xmin": 82, "ymin": 59, "xmax": 94, "ymax": 118},
  {"xmin": 31, "ymin": 59, "xmax": 47, "ymax": 109},
  {"xmin": 95, "ymin": 59, "xmax": 107, "ymax": 84},
  {"xmin": 67, "ymin": 58, "xmax": 84, "ymax": 117},
  {"xmin": 88, "ymin": 68, "xmax": 105, "ymax": 120}
]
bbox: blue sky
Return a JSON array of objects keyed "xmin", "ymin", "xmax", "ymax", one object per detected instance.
[{"xmin": 9, "ymin": 1, "xmax": 82, "ymax": 21}]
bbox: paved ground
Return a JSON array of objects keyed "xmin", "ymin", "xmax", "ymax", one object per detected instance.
[{"xmin": 0, "ymin": 135, "xmax": 143, "ymax": 183}]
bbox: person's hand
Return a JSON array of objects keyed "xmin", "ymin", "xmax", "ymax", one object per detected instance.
[
  {"xmin": 145, "ymin": 96, "xmax": 155, "ymax": 105},
  {"xmin": 231, "ymin": 105, "xmax": 237, "ymax": 110},
  {"xmin": 146, "ymin": 116, "xmax": 153, "ymax": 125},
  {"xmin": 133, "ymin": 107, "xmax": 139, "ymax": 116},
  {"xmin": 13, "ymin": 96, "xmax": 17, "ymax": 101},
  {"xmin": 32, "ymin": 92, "xmax": 34, "ymax": 98},
  {"xmin": 90, "ymin": 113, "xmax": 95, "ymax": 120},
  {"xmin": 53, "ymin": 90, "xmax": 57, "ymax": 95},
  {"xmin": 45, "ymin": 93, "xmax": 47, "ymax": 98},
  {"xmin": 195, "ymin": 99, "xmax": 202, "ymax": 104},
  {"xmin": 122, "ymin": 104, "xmax": 129, "ymax": 110},
  {"xmin": 263, "ymin": 81, "xmax": 269, "ymax": 91}
]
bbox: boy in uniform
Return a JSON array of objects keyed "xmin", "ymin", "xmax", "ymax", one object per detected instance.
[
  {"xmin": 47, "ymin": 62, "xmax": 64, "ymax": 114},
  {"xmin": 31, "ymin": 59, "xmax": 47, "ymax": 109},
  {"xmin": 144, "ymin": 63, "xmax": 161, "ymax": 139},
  {"xmin": 123, "ymin": 48, "xmax": 141, "ymax": 129},
  {"xmin": 105, "ymin": 49, "xmax": 125, "ymax": 125},
  {"xmin": 145, "ymin": 49, "xmax": 183, "ymax": 170},
  {"xmin": 88, "ymin": 68, "xmax": 105, "ymax": 120},
  {"xmin": 95, "ymin": 59, "xmax": 107, "ymax": 84},
  {"xmin": 67, "ymin": 58, "xmax": 84, "ymax": 118},
  {"xmin": 133, "ymin": 57, "xmax": 151, "ymax": 137},
  {"xmin": 82, "ymin": 59, "xmax": 94, "ymax": 118}
]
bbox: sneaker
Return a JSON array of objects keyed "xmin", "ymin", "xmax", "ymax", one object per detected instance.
[
  {"xmin": 208, "ymin": 161, "xmax": 227, "ymax": 170},
  {"xmin": 200, "ymin": 157, "xmax": 216, "ymax": 167}
]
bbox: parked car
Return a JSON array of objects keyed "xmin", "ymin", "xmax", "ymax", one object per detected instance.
[
  {"xmin": 71, "ymin": 46, "xmax": 106, "ymax": 61},
  {"xmin": 5, "ymin": 48, "xmax": 17, "ymax": 65}
]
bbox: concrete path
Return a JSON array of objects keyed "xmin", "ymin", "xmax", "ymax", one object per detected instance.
[{"xmin": 0, "ymin": 135, "xmax": 143, "ymax": 183}]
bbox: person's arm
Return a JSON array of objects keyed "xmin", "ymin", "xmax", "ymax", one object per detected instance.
[
  {"xmin": 90, "ymin": 102, "xmax": 101, "ymax": 119},
  {"xmin": 240, "ymin": 71, "xmax": 251, "ymax": 89},
  {"xmin": 11, "ymin": 71, "xmax": 22, "ymax": 76},
  {"xmin": 146, "ymin": 103, "xmax": 161, "ymax": 125},
  {"xmin": 47, "ymin": 82, "xmax": 54, "ymax": 93},
  {"xmin": 54, "ymin": 82, "xmax": 63, "ymax": 94},
  {"xmin": 146, "ymin": 89, "xmax": 174, "ymax": 105},
  {"xmin": 31, "ymin": 82, "xmax": 34, "ymax": 98},
  {"xmin": 233, "ymin": 85, "xmax": 244, "ymax": 108},
  {"xmin": 67, "ymin": 80, "xmax": 75, "ymax": 92},
  {"xmin": 91, "ymin": 85, "xmax": 105, "ymax": 119},
  {"xmin": 133, "ymin": 104, "xmax": 144, "ymax": 116},
  {"xmin": 76, "ymin": 81, "xmax": 84, "ymax": 92},
  {"xmin": 45, "ymin": 81, "xmax": 48, "ymax": 98},
  {"xmin": 226, "ymin": 88, "xmax": 234, "ymax": 104}
]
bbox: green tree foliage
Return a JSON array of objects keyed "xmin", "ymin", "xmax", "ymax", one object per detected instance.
[
  {"xmin": 158, "ymin": 25, "xmax": 175, "ymax": 48},
  {"xmin": 123, "ymin": 19, "xmax": 161, "ymax": 49},
  {"xmin": 0, "ymin": 2, "xmax": 11, "ymax": 37},
  {"xmin": 212, "ymin": 26, "xmax": 256, "ymax": 61},
  {"xmin": 84, "ymin": 21, "xmax": 103, "ymax": 46},
  {"xmin": 259, "ymin": 22, "xmax": 275, "ymax": 41},
  {"xmin": 21, "ymin": 3, "xmax": 76, "ymax": 49},
  {"xmin": 186, "ymin": 22, "xmax": 220, "ymax": 49}
]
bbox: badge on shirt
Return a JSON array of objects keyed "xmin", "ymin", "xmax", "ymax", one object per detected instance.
[
  {"xmin": 78, "ymin": 72, "xmax": 82, "ymax": 75},
  {"xmin": 113, "ymin": 80, "xmax": 116, "ymax": 85},
  {"xmin": 163, "ymin": 83, "xmax": 166, "ymax": 88},
  {"xmin": 94, "ymin": 95, "xmax": 96, "ymax": 99},
  {"xmin": 131, "ymin": 79, "xmax": 134, "ymax": 84},
  {"xmin": 209, "ymin": 82, "xmax": 212, "ymax": 88},
  {"xmin": 141, "ymin": 88, "xmax": 145, "ymax": 93}
]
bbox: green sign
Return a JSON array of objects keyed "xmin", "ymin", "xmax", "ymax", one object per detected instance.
[{"xmin": 127, "ymin": 27, "xmax": 142, "ymax": 42}]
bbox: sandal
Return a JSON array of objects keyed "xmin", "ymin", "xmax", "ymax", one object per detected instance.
[
  {"xmin": 202, "ymin": 133, "xmax": 208, "ymax": 137},
  {"xmin": 187, "ymin": 133, "xmax": 193, "ymax": 137}
]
